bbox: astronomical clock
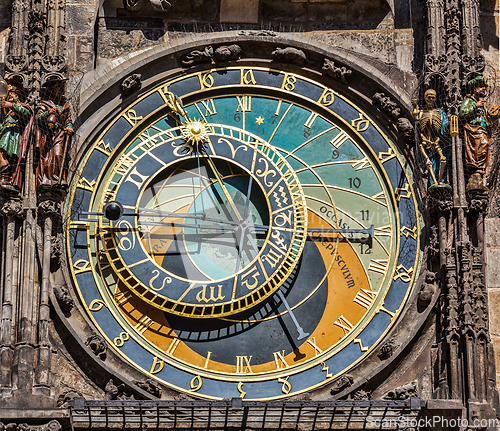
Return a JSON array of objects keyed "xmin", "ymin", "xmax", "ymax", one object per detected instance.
[{"xmin": 66, "ymin": 65, "xmax": 422, "ymax": 400}]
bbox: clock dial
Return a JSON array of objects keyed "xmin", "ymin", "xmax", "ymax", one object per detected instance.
[{"xmin": 67, "ymin": 66, "xmax": 421, "ymax": 400}]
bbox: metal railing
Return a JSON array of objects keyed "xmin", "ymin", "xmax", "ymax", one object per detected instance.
[{"xmin": 69, "ymin": 397, "xmax": 423, "ymax": 429}]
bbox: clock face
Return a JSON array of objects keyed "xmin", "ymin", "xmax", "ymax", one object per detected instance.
[{"xmin": 67, "ymin": 66, "xmax": 421, "ymax": 400}]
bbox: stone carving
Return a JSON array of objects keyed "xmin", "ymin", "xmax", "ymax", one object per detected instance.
[
  {"xmin": 53, "ymin": 284, "xmax": 74, "ymax": 312},
  {"xmin": 372, "ymin": 92, "xmax": 414, "ymax": 141},
  {"xmin": 377, "ymin": 339, "xmax": 399, "ymax": 360},
  {"xmin": 272, "ymin": 47, "xmax": 308, "ymax": 65},
  {"xmin": 5, "ymin": 55, "xmax": 28, "ymax": 73},
  {"xmin": 397, "ymin": 118, "xmax": 415, "ymax": 141},
  {"xmin": 137, "ymin": 378, "xmax": 162, "ymax": 398},
  {"xmin": 214, "ymin": 45, "xmax": 242, "ymax": 62},
  {"xmin": 121, "ymin": 74, "xmax": 142, "ymax": 97},
  {"xmin": 418, "ymin": 272, "xmax": 437, "ymax": 307},
  {"xmin": 38, "ymin": 198, "xmax": 62, "ymax": 219},
  {"xmin": 383, "ymin": 382, "xmax": 418, "ymax": 400},
  {"xmin": 424, "ymin": 54, "xmax": 447, "ymax": 74},
  {"xmin": 352, "ymin": 389, "xmax": 371, "ymax": 400},
  {"xmin": 373, "ymin": 92, "xmax": 401, "ymax": 119},
  {"xmin": 35, "ymin": 421, "xmax": 61, "ymax": 431},
  {"xmin": 85, "ymin": 335, "xmax": 107, "ymax": 360},
  {"xmin": 459, "ymin": 75, "xmax": 500, "ymax": 190},
  {"xmin": 105, "ymin": 379, "xmax": 135, "ymax": 400},
  {"xmin": 330, "ymin": 374, "xmax": 353, "ymax": 394},
  {"xmin": 412, "ymin": 89, "xmax": 451, "ymax": 187},
  {"xmin": 0, "ymin": 85, "xmax": 34, "ymax": 191},
  {"xmin": 467, "ymin": 189, "xmax": 488, "ymax": 213},
  {"xmin": 0, "ymin": 422, "xmax": 61, "ymax": 431},
  {"xmin": 36, "ymin": 79, "xmax": 73, "ymax": 190},
  {"xmin": 322, "ymin": 58, "xmax": 352, "ymax": 83},
  {"xmin": 181, "ymin": 45, "xmax": 241, "ymax": 67},
  {"xmin": 41, "ymin": 56, "xmax": 66, "ymax": 72},
  {"xmin": 0, "ymin": 196, "xmax": 23, "ymax": 218},
  {"xmin": 57, "ymin": 389, "xmax": 81, "ymax": 407}
]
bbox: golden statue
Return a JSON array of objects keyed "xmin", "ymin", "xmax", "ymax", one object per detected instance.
[{"xmin": 412, "ymin": 89, "xmax": 450, "ymax": 186}]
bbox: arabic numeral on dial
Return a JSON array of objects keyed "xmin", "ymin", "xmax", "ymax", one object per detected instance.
[
  {"xmin": 234, "ymin": 112, "xmax": 241, "ymax": 122},
  {"xmin": 117, "ymin": 220, "xmax": 135, "ymax": 251},
  {"xmin": 303, "ymin": 128, "xmax": 311, "ymax": 138},
  {"xmin": 348, "ymin": 177, "xmax": 361, "ymax": 189},
  {"xmin": 113, "ymin": 332, "xmax": 129, "ymax": 347},
  {"xmin": 360, "ymin": 210, "xmax": 369, "ymax": 220},
  {"xmin": 332, "ymin": 149, "xmax": 339, "ymax": 159},
  {"xmin": 359, "ymin": 243, "xmax": 372, "ymax": 254}
]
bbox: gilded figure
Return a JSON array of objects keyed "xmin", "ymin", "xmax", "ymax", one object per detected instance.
[
  {"xmin": 412, "ymin": 89, "xmax": 450, "ymax": 187},
  {"xmin": 0, "ymin": 84, "xmax": 34, "ymax": 191},
  {"xmin": 459, "ymin": 75, "xmax": 500, "ymax": 190},
  {"xmin": 36, "ymin": 80, "xmax": 74, "ymax": 189}
]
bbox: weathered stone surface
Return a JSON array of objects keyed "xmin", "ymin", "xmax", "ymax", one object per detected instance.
[
  {"xmin": 486, "ymin": 248, "xmax": 500, "ymax": 289},
  {"xmin": 220, "ymin": 0, "xmax": 259, "ymax": 23}
]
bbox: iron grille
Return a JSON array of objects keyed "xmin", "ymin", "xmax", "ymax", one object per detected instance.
[{"xmin": 69, "ymin": 397, "xmax": 423, "ymax": 429}]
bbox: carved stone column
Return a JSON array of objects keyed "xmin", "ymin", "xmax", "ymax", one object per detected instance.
[{"xmin": 0, "ymin": 197, "xmax": 23, "ymax": 389}]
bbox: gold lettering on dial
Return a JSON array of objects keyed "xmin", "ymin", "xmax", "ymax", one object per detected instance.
[
  {"xmin": 401, "ymin": 225, "xmax": 418, "ymax": 239},
  {"xmin": 351, "ymin": 157, "xmax": 371, "ymax": 171},
  {"xmin": 196, "ymin": 285, "xmax": 225, "ymax": 303},
  {"xmin": 395, "ymin": 183, "xmax": 412, "ymax": 201},
  {"xmin": 321, "ymin": 362, "xmax": 333, "ymax": 378},
  {"xmin": 199, "ymin": 99, "xmax": 217, "ymax": 116},
  {"xmin": 237, "ymin": 381, "xmax": 246, "ymax": 398},
  {"xmin": 353, "ymin": 288, "xmax": 377, "ymax": 309},
  {"xmin": 150, "ymin": 356, "xmax": 164, "ymax": 374},
  {"xmin": 393, "ymin": 264, "xmax": 413, "ymax": 283},
  {"xmin": 378, "ymin": 148, "xmax": 396, "ymax": 163},
  {"xmin": 190, "ymin": 375, "xmax": 202, "ymax": 391},
  {"xmin": 135, "ymin": 316, "xmax": 154, "ymax": 334},
  {"xmin": 218, "ymin": 137, "xmax": 248, "ymax": 159},
  {"xmin": 278, "ymin": 376, "xmax": 291, "ymax": 394},
  {"xmin": 304, "ymin": 112, "xmax": 318, "ymax": 129},
  {"xmin": 76, "ymin": 177, "xmax": 96, "ymax": 192},
  {"xmin": 198, "ymin": 72, "xmax": 214, "ymax": 89},
  {"xmin": 236, "ymin": 356, "xmax": 253, "ymax": 374},
  {"xmin": 88, "ymin": 299, "xmax": 106, "ymax": 312},
  {"xmin": 374, "ymin": 225, "xmax": 391, "ymax": 237},
  {"xmin": 114, "ymin": 291, "xmax": 132, "ymax": 306},
  {"xmin": 351, "ymin": 112, "xmax": 370, "ymax": 132},
  {"xmin": 240, "ymin": 69, "xmax": 256, "ymax": 85},
  {"xmin": 95, "ymin": 139, "xmax": 112, "ymax": 155},
  {"xmin": 123, "ymin": 109, "xmax": 143, "ymax": 126},
  {"xmin": 124, "ymin": 166, "xmax": 149, "ymax": 190},
  {"xmin": 236, "ymin": 96, "xmax": 252, "ymax": 112},
  {"xmin": 330, "ymin": 130, "xmax": 349, "ymax": 149},
  {"xmin": 73, "ymin": 259, "xmax": 91, "ymax": 275},
  {"xmin": 165, "ymin": 338, "xmax": 181, "ymax": 356},
  {"xmin": 149, "ymin": 269, "xmax": 172, "ymax": 291},
  {"xmin": 334, "ymin": 315, "xmax": 354, "ymax": 335},
  {"xmin": 281, "ymin": 74, "xmax": 297, "ymax": 92},
  {"xmin": 203, "ymin": 351, "xmax": 212, "ymax": 369},
  {"xmin": 255, "ymin": 157, "xmax": 276, "ymax": 187},
  {"xmin": 354, "ymin": 338, "xmax": 369, "ymax": 352},
  {"xmin": 318, "ymin": 88, "xmax": 335, "ymax": 106},
  {"xmin": 368, "ymin": 259, "xmax": 389, "ymax": 274},
  {"xmin": 262, "ymin": 249, "xmax": 281, "ymax": 268},
  {"xmin": 241, "ymin": 267, "xmax": 260, "ymax": 290},
  {"xmin": 273, "ymin": 350, "xmax": 290, "ymax": 369},
  {"xmin": 307, "ymin": 337, "xmax": 324, "ymax": 356},
  {"xmin": 113, "ymin": 332, "xmax": 130, "ymax": 347}
]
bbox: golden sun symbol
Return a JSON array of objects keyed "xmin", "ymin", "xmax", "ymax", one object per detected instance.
[{"xmin": 181, "ymin": 120, "xmax": 210, "ymax": 146}]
